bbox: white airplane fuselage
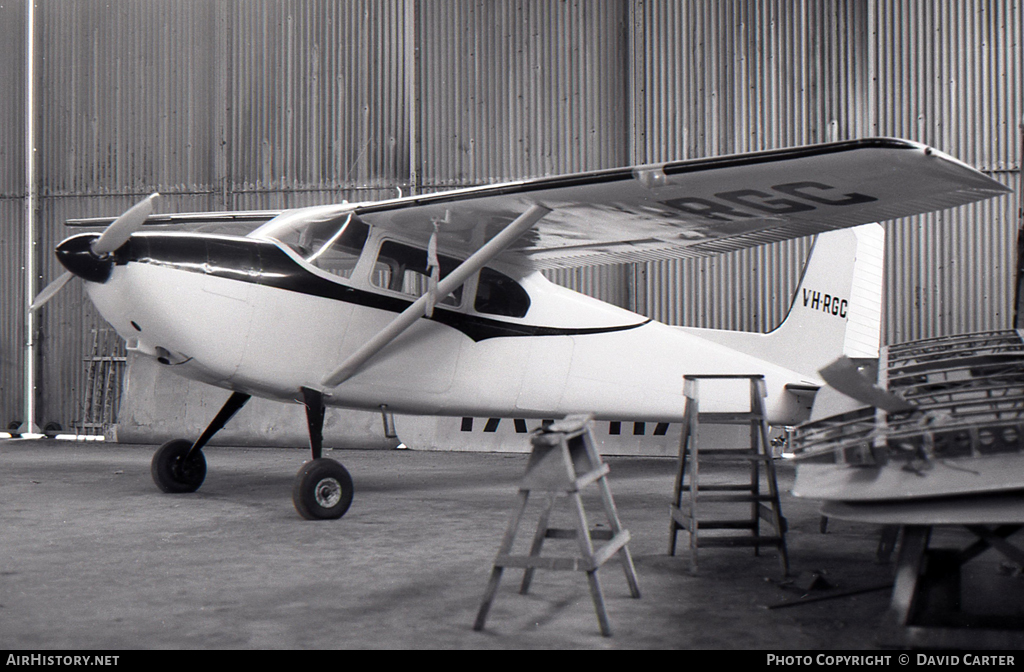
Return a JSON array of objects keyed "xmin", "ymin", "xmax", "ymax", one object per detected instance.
[
  {"xmin": 78, "ymin": 228, "xmax": 819, "ymax": 428},
  {"xmin": 40, "ymin": 139, "xmax": 1005, "ymax": 517}
]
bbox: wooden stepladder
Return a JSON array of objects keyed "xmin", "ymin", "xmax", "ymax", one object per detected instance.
[
  {"xmin": 669, "ymin": 375, "xmax": 789, "ymax": 576},
  {"xmin": 474, "ymin": 415, "xmax": 641, "ymax": 637}
]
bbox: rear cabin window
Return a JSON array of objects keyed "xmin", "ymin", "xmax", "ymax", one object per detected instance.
[
  {"xmin": 372, "ymin": 240, "xmax": 463, "ymax": 307},
  {"xmin": 475, "ymin": 267, "xmax": 530, "ymax": 318}
]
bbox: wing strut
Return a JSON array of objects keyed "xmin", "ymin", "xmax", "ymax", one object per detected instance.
[{"xmin": 321, "ymin": 204, "xmax": 552, "ymax": 388}]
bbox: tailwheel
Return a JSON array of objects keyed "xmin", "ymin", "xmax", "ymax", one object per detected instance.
[
  {"xmin": 151, "ymin": 439, "xmax": 207, "ymax": 493},
  {"xmin": 293, "ymin": 458, "xmax": 354, "ymax": 520}
]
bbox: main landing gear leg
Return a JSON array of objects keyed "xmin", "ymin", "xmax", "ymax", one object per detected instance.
[
  {"xmin": 151, "ymin": 391, "xmax": 252, "ymax": 493},
  {"xmin": 292, "ymin": 387, "xmax": 354, "ymax": 520}
]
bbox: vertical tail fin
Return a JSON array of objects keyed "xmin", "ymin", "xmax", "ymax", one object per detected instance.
[
  {"xmin": 684, "ymin": 223, "xmax": 885, "ymax": 379},
  {"xmin": 766, "ymin": 223, "xmax": 885, "ymax": 376}
]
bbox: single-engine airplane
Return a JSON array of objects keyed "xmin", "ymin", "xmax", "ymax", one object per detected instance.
[{"xmin": 32, "ymin": 138, "xmax": 1010, "ymax": 519}]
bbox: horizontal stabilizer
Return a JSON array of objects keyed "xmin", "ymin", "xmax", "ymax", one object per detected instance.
[{"xmin": 818, "ymin": 356, "xmax": 916, "ymax": 413}]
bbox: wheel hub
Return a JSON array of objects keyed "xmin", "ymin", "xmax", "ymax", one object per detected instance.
[
  {"xmin": 174, "ymin": 455, "xmax": 200, "ymax": 481},
  {"xmin": 314, "ymin": 477, "xmax": 343, "ymax": 508}
]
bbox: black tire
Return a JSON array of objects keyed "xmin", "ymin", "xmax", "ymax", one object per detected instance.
[
  {"xmin": 293, "ymin": 458, "xmax": 354, "ymax": 520},
  {"xmin": 151, "ymin": 439, "xmax": 207, "ymax": 493}
]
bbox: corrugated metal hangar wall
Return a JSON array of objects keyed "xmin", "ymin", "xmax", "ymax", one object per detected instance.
[{"xmin": 0, "ymin": 0, "xmax": 1020, "ymax": 435}]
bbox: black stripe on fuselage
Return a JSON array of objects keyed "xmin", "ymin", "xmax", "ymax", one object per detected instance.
[{"xmin": 121, "ymin": 233, "xmax": 650, "ymax": 343}]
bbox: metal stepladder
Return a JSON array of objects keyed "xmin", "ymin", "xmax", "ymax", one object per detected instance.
[
  {"xmin": 474, "ymin": 415, "xmax": 641, "ymax": 637},
  {"xmin": 668, "ymin": 375, "xmax": 789, "ymax": 576},
  {"xmin": 77, "ymin": 328, "xmax": 127, "ymax": 437}
]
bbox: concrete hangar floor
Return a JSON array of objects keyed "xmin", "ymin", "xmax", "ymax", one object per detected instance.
[{"xmin": 1, "ymin": 439, "xmax": 1019, "ymax": 650}]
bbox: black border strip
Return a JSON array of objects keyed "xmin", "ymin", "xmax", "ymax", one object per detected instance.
[{"xmin": 124, "ymin": 233, "xmax": 650, "ymax": 343}]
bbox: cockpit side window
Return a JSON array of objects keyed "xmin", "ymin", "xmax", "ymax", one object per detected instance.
[
  {"xmin": 264, "ymin": 213, "xmax": 368, "ymax": 279},
  {"xmin": 372, "ymin": 240, "xmax": 463, "ymax": 307},
  {"xmin": 303, "ymin": 216, "xmax": 369, "ymax": 278},
  {"xmin": 475, "ymin": 267, "xmax": 530, "ymax": 318}
]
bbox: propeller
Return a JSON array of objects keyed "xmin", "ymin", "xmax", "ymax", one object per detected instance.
[
  {"xmin": 91, "ymin": 192, "xmax": 159, "ymax": 255},
  {"xmin": 30, "ymin": 192, "xmax": 159, "ymax": 311},
  {"xmin": 30, "ymin": 271, "xmax": 74, "ymax": 311}
]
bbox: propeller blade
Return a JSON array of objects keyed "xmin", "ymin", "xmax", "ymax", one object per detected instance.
[
  {"xmin": 818, "ymin": 356, "xmax": 916, "ymax": 413},
  {"xmin": 90, "ymin": 192, "xmax": 159, "ymax": 255},
  {"xmin": 30, "ymin": 270, "xmax": 75, "ymax": 311}
]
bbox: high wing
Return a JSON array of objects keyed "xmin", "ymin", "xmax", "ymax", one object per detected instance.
[
  {"xmin": 66, "ymin": 138, "xmax": 1010, "ymax": 270},
  {"xmin": 349, "ymin": 138, "xmax": 1009, "ymax": 269},
  {"xmin": 67, "ymin": 210, "xmax": 280, "ymax": 233}
]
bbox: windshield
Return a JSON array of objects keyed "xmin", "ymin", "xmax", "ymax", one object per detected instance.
[{"xmin": 254, "ymin": 210, "xmax": 369, "ymax": 279}]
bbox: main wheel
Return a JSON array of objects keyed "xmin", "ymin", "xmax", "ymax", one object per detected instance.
[
  {"xmin": 293, "ymin": 458, "xmax": 354, "ymax": 520},
  {"xmin": 151, "ymin": 439, "xmax": 207, "ymax": 493}
]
